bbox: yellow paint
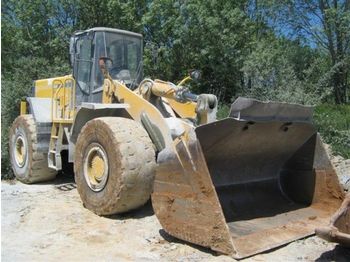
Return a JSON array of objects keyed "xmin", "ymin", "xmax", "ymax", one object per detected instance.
[
  {"xmin": 14, "ymin": 136, "xmax": 26, "ymax": 166},
  {"xmin": 34, "ymin": 75, "xmax": 72, "ymax": 98},
  {"xmin": 138, "ymin": 80, "xmax": 197, "ymax": 119},
  {"xmin": 20, "ymin": 101, "xmax": 27, "ymax": 115},
  {"xmin": 165, "ymin": 99, "xmax": 197, "ymax": 119},
  {"xmin": 178, "ymin": 76, "xmax": 191, "ymax": 86},
  {"xmin": 101, "ymin": 75, "xmax": 205, "ymax": 148},
  {"xmin": 50, "ymin": 76, "xmax": 76, "ymax": 122},
  {"xmin": 52, "ymin": 119, "xmax": 74, "ymax": 124},
  {"xmin": 87, "ymin": 152, "xmax": 105, "ymax": 183},
  {"xmin": 33, "ymin": 70, "xmax": 200, "ymax": 153},
  {"xmin": 34, "ymin": 74, "xmax": 76, "ymax": 122},
  {"xmin": 152, "ymin": 80, "xmax": 197, "ymax": 119},
  {"xmin": 150, "ymin": 80, "xmax": 176, "ymax": 98},
  {"xmin": 34, "ymin": 78, "xmax": 53, "ymax": 98},
  {"xmin": 102, "ymin": 79, "xmax": 173, "ymax": 148}
]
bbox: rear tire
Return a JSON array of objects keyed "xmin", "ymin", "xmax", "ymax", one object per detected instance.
[
  {"xmin": 9, "ymin": 114, "xmax": 57, "ymax": 183},
  {"xmin": 74, "ymin": 117, "xmax": 156, "ymax": 215}
]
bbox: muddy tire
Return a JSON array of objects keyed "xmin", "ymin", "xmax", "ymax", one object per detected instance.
[
  {"xmin": 74, "ymin": 117, "xmax": 156, "ymax": 215},
  {"xmin": 9, "ymin": 115, "xmax": 57, "ymax": 183}
]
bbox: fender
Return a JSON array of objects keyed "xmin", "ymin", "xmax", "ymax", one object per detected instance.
[
  {"xmin": 25, "ymin": 97, "xmax": 52, "ymax": 153},
  {"xmin": 68, "ymin": 103, "xmax": 130, "ymax": 162}
]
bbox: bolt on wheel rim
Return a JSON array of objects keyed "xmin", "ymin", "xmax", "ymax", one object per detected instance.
[
  {"xmin": 84, "ymin": 143, "xmax": 109, "ymax": 192},
  {"xmin": 14, "ymin": 135, "xmax": 27, "ymax": 167}
]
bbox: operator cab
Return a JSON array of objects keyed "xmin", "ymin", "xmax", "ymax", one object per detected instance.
[{"xmin": 69, "ymin": 27, "xmax": 143, "ymax": 103}]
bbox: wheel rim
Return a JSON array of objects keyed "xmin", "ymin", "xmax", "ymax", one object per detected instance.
[
  {"xmin": 14, "ymin": 134, "xmax": 27, "ymax": 167},
  {"xmin": 84, "ymin": 143, "xmax": 109, "ymax": 192}
]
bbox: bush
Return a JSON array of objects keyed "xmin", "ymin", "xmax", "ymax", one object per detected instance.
[
  {"xmin": 1, "ymin": 77, "xmax": 31, "ymax": 179},
  {"xmin": 314, "ymin": 104, "xmax": 350, "ymax": 158},
  {"xmin": 217, "ymin": 104, "xmax": 230, "ymax": 119}
]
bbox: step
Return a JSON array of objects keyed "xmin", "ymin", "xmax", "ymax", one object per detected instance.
[{"xmin": 48, "ymin": 164, "xmax": 59, "ymax": 171}]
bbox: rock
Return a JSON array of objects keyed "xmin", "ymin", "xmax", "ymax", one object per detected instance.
[{"xmin": 339, "ymin": 175, "xmax": 350, "ymax": 192}]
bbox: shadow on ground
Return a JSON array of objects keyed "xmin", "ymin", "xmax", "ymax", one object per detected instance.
[
  {"xmin": 55, "ymin": 170, "xmax": 155, "ymax": 219},
  {"xmin": 9, "ymin": 168, "xmax": 154, "ymax": 219},
  {"xmin": 158, "ymin": 229, "xmax": 218, "ymax": 256},
  {"xmin": 106, "ymin": 200, "xmax": 155, "ymax": 220},
  {"xmin": 316, "ymin": 245, "xmax": 350, "ymax": 261}
]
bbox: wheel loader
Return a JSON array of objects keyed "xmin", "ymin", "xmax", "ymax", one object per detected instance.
[{"xmin": 9, "ymin": 27, "xmax": 345, "ymax": 258}]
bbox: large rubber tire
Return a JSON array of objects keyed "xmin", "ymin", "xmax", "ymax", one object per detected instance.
[
  {"xmin": 74, "ymin": 117, "xmax": 156, "ymax": 215},
  {"xmin": 9, "ymin": 114, "xmax": 57, "ymax": 183}
]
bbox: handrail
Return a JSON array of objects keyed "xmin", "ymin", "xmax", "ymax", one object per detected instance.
[
  {"xmin": 52, "ymin": 79, "xmax": 64, "ymax": 121},
  {"xmin": 64, "ymin": 77, "xmax": 76, "ymax": 119},
  {"xmin": 51, "ymin": 77, "xmax": 76, "ymax": 121}
]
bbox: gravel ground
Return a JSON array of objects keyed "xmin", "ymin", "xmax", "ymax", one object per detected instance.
[{"xmin": 1, "ymin": 151, "xmax": 350, "ymax": 261}]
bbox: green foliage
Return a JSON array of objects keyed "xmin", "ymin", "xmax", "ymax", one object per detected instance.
[
  {"xmin": 314, "ymin": 104, "xmax": 350, "ymax": 158},
  {"xmin": 260, "ymin": 0, "xmax": 350, "ymax": 104},
  {"xmin": 239, "ymin": 37, "xmax": 321, "ymax": 104},
  {"xmin": 142, "ymin": 0, "xmax": 256, "ymax": 102},
  {"xmin": 217, "ymin": 104, "xmax": 231, "ymax": 120},
  {"xmin": 1, "ymin": 0, "xmax": 349, "ymax": 179},
  {"xmin": 1, "ymin": 0, "xmax": 74, "ymax": 178},
  {"xmin": 77, "ymin": 0, "xmax": 147, "ymax": 32},
  {"xmin": 1, "ymin": 76, "xmax": 29, "ymax": 179}
]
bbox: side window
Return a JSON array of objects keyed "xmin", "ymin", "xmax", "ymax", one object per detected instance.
[
  {"xmin": 75, "ymin": 36, "xmax": 93, "ymax": 93},
  {"xmin": 109, "ymin": 40, "xmax": 124, "ymax": 69},
  {"xmin": 127, "ymin": 42, "xmax": 138, "ymax": 78}
]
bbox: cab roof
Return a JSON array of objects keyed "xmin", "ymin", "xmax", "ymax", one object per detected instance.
[{"xmin": 74, "ymin": 27, "xmax": 143, "ymax": 39}]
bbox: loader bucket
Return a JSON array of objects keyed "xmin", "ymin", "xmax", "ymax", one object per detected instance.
[
  {"xmin": 152, "ymin": 97, "xmax": 344, "ymax": 259},
  {"xmin": 315, "ymin": 194, "xmax": 350, "ymax": 247}
]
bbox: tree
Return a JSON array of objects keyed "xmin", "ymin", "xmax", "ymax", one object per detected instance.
[
  {"xmin": 142, "ymin": 0, "xmax": 256, "ymax": 102},
  {"xmin": 263, "ymin": 0, "xmax": 350, "ymax": 103},
  {"xmin": 1, "ymin": 0, "xmax": 78, "ymax": 177},
  {"xmin": 241, "ymin": 35, "xmax": 322, "ymax": 104},
  {"xmin": 76, "ymin": 0, "xmax": 147, "ymax": 32}
]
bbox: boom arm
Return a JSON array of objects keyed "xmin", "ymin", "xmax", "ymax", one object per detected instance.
[
  {"xmin": 136, "ymin": 79, "xmax": 217, "ymax": 124},
  {"xmin": 99, "ymin": 57, "xmax": 217, "ymax": 125}
]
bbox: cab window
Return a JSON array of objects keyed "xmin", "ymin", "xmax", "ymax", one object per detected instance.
[{"xmin": 75, "ymin": 35, "xmax": 93, "ymax": 93}]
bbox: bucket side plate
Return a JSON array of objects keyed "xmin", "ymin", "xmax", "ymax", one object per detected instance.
[{"xmin": 152, "ymin": 131, "xmax": 236, "ymax": 256}]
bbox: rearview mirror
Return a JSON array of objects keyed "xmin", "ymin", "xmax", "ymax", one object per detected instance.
[{"xmin": 190, "ymin": 70, "xmax": 201, "ymax": 81}]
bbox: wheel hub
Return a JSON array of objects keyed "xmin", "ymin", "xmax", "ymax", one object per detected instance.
[
  {"xmin": 14, "ymin": 134, "xmax": 27, "ymax": 167},
  {"xmin": 84, "ymin": 143, "xmax": 109, "ymax": 192}
]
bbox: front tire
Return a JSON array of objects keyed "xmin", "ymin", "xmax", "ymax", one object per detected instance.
[
  {"xmin": 74, "ymin": 117, "xmax": 156, "ymax": 215},
  {"xmin": 9, "ymin": 114, "xmax": 57, "ymax": 183}
]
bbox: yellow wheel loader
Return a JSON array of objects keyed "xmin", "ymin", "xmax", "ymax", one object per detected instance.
[{"xmin": 9, "ymin": 27, "xmax": 345, "ymax": 258}]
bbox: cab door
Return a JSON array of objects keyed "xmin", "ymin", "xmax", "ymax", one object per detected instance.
[{"xmin": 73, "ymin": 33, "xmax": 93, "ymax": 105}]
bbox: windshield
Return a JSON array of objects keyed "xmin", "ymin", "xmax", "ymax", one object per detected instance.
[{"xmin": 94, "ymin": 31, "xmax": 142, "ymax": 87}]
